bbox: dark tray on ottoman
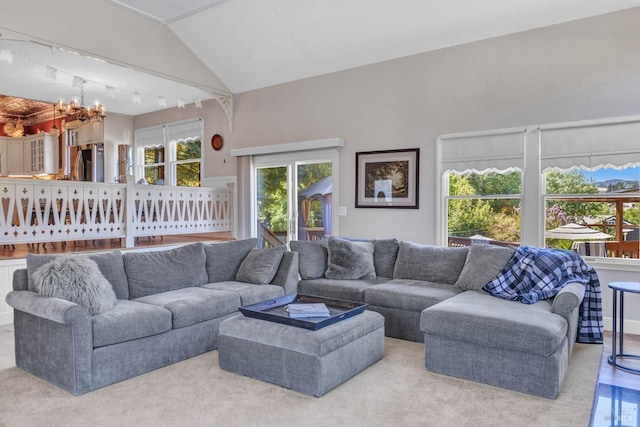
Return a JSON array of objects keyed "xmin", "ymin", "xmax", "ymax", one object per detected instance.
[{"xmin": 239, "ymin": 293, "xmax": 367, "ymax": 330}]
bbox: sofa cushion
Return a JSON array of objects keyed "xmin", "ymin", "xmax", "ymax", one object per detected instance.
[
  {"xmin": 92, "ymin": 300, "xmax": 172, "ymax": 348},
  {"xmin": 289, "ymin": 240, "xmax": 328, "ymax": 279},
  {"xmin": 32, "ymin": 256, "xmax": 118, "ymax": 316},
  {"xmin": 325, "ymin": 236, "xmax": 376, "ymax": 280},
  {"xmin": 124, "ymin": 243, "xmax": 208, "ymax": 299},
  {"xmin": 204, "ymin": 238, "xmax": 258, "ymax": 282},
  {"xmin": 372, "ymin": 238, "xmax": 400, "ymax": 278},
  {"xmin": 27, "ymin": 251, "xmax": 129, "ymax": 299},
  {"xmin": 134, "ymin": 287, "xmax": 240, "ymax": 329},
  {"xmin": 203, "ymin": 281, "xmax": 285, "ymax": 305},
  {"xmin": 298, "ymin": 277, "xmax": 388, "ymax": 302},
  {"xmin": 393, "ymin": 241, "xmax": 468, "ymax": 285},
  {"xmin": 454, "ymin": 245, "xmax": 516, "ymax": 290},
  {"xmin": 235, "ymin": 247, "xmax": 285, "ymax": 285},
  {"xmin": 420, "ymin": 290, "xmax": 567, "ymax": 357},
  {"xmin": 364, "ymin": 279, "xmax": 463, "ymax": 312}
]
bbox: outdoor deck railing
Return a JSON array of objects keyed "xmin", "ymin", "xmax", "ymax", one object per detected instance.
[
  {"xmin": 447, "ymin": 236, "xmax": 519, "ymax": 248},
  {"xmin": 0, "ymin": 178, "xmax": 232, "ymax": 248},
  {"xmin": 605, "ymin": 241, "xmax": 639, "ymax": 258}
]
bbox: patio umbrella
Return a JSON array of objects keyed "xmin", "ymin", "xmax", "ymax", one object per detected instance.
[{"xmin": 545, "ymin": 223, "xmax": 612, "ymax": 240}]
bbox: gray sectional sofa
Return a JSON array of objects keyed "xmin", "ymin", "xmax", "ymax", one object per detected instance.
[
  {"xmin": 6, "ymin": 239, "xmax": 298, "ymax": 395},
  {"xmin": 290, "ymin": 236, "xmax": 592, "ymax": 398}
]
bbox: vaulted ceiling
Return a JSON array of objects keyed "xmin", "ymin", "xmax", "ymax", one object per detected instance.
[{"xmin": 1, "ymin": 0, "xmax": 640, "ymax": 118}]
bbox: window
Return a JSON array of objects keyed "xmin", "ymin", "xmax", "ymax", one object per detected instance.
[
  {"xmin": 447, "ymin": 171, "xmax": 522, "ymax": 244},
  {"xmin": 135, "ymin": 118, "xmax": 203, "ymax": 187},
  {"xmin": 541, "ymin": 119, "xmax": 640, "ymax": 258},
  {"xmin": 438, "ymin": 116, "xmax": 640, "ymax": 260},
  {"xmin": 439, "ymin": 130, "xmax": 526, "ymax": 247},
  {"xmin": 143, "ymin": 146, "xmax": 165, "ymax": 185}
]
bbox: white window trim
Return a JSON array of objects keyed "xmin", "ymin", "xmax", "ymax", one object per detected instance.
[
  {"xmin": 134, "ymin": 118, "xmax": 204, "ymax": 186},
  {"xmin": 250, "ymin": 148, "xmax": 340, "ymax": 242}
]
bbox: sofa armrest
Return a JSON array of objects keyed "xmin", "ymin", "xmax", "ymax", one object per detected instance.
[
  {"xmin": 270, "ymin": 251, "xmax": 299, "ymax": 295},
  {"xmin": 6, "ymin": 290, "xmax": 93, "ymax": 395},
  {"xmin": 551, "ymin": 282, "xmax": 585, "ymax": 319},
  {"xmin": 6, "ymin": 290, "xmax": 91, "ymax": 325},
  {"xmin": 13, "ymin": 268, "xmax": 28, "ymax": 291},
  {"xmin": 552, "ymin": 282, "xmax": 585, "ymax": 355}
]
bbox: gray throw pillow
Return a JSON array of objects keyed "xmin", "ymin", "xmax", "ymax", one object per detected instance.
[
  {"xmin": 236, "ymin": 247, "xmax": 285, "ymax": 285},
  {"xmin": 32, "ymin": 256, "xmax": 117, "ymax": 315},
  {"xmin": 204, "ymin": 238, "xmax": 258, "ymax": 282},
  {"xmin": 372, "ymin": 238, "xmax": 400, "ymax": 278},
  {"xmin": 325, "ymin": 236, "xmax": 376, "ymax": 280},
  {"xmin": 124, "ymin": 242, "xmax": 208, "ymax": 299},
  {"xmin": 454, "ymin": 245, "xmax": 516, "ymax": 290},
  {"xmin": 289, "ymin": 240, "xmax": 328, "ymax": 279},
  {"xmin": 27, "ymin": 252, "xmax": 129, "ymax": 299},
  {"xmin": 393, "ymin": 241, "xmax": 468, "ymax": 285}
]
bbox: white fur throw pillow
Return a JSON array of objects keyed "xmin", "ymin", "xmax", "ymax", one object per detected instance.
[{"xmin": 32, "ymin": 256, "xmax": 118, "ymax": 316}]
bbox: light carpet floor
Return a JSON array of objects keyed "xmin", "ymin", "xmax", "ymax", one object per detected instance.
[{"xmin": 0, "ymin": 338, "xmax": 601, "ymax": 427}]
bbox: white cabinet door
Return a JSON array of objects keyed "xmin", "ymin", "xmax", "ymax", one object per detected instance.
[
  {"xmin": 90, "ymin": 120, "xmax": 104, "ymax": 143},
  {"xmin": 26, "ymin": 137, "xmax": 47, "ymax": 174},
  {"xmin": 7, "ymin": 139, "xmax": 25, "ymax": 175},
  {"xmin": 75, "ymin": 121, "xmax": 104, "ymax": 144},
  {"xmin": 79, "ymin": 123, "xmax": 91, "ymax": 144}
]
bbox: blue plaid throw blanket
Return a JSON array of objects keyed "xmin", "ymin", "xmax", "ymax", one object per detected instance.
[{"xmin": 483, "ymin": 245, "xmax": 603, "ymax": 344}]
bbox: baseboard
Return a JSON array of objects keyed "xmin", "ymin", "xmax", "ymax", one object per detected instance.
[
  {"xmin": 603, "ymin": 316, "xmax": 640, "ymax": 335},
  {"xmin": 0, "ymin": 311, "xmax": 13, "ymax": 326}
]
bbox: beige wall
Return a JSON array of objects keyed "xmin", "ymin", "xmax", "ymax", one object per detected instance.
[
  {"xmin": 227, "ymin": 8, "xmax": 640, "ymax": 243},
  {"xmin": 134, "ymin": 8, "xmax": 640, "ymax": 329},
  {"xmin": 138, "ymin": 7, "xmax": 640, "ymax": 242}
]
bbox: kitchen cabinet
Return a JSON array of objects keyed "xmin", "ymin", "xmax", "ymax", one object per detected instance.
[
  {"xmin": 26, "ymin": 135, "xmax": 58, "ymax": 174},
  {"xmin": 1, "ymin": 134, "xmax": 58, "ymax": 175},
  {"xmin": 6, "ymin": 139, "xmax": 24, "ymax": 175},
  {"xmin": 70, "ymin": 120, "xmax": 104, "ymax": 145}
]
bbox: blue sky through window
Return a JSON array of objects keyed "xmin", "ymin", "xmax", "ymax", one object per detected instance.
[{"xmin": 581, "ymin": 166, "xmax": 640, "ymax": 183}]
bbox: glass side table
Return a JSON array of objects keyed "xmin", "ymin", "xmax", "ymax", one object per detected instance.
[{"xmin": 608, "ymin": 282, "xmax": 640, "ymax": 374}]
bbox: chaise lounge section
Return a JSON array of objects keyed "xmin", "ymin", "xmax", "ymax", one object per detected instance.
[{"xmin": 290, "ymin": 236, "xmax": 598, "ymax": 398}]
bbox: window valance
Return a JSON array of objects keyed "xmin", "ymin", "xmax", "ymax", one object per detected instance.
[
  {"xmin": 165, "ymin": 118, "xmax": 203, "ymax": 142},
  {"xmin": 135, "ymin": 126, "xmax": 165, "ymax": 148},
  {"xmin": 541, "ymin": 119, "xmax": 640, "ymax": 171},
  {"xmin": 440, "ymin": 129, "xmax": 526, "ymax": 174}
]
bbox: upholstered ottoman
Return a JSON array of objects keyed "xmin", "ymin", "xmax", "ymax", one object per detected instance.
[{"xmin": 218, "ymin": 310, "xmax": 385, "ymax": 396}]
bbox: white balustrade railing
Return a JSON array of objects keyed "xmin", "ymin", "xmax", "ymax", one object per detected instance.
[{"xmin": 0, "ymin": 178, "xmax": 232, "ymax": 247}]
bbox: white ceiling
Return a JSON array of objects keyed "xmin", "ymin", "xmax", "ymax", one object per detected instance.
[
  {"xmin": 2, "ymin": 0, "xmax": 640, "ymax": 116},
  {"xmin": 169, "ymin": 0, "xmax": 640, "ymax": 93}
]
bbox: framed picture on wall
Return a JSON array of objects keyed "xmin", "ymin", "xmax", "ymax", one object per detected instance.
[{"xmin": 355, "ymin": 148, "xmax": 419, "ymax": 208}]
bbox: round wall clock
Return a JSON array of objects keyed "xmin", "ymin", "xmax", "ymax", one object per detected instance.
[{"xmin": 211, "ymin": 134, "xmax": 224, "ymax": 151}]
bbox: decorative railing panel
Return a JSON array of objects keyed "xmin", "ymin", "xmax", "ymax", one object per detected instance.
[{"xmin": 0, "ymin": 179, "xmax": 232, "ymax": 247}]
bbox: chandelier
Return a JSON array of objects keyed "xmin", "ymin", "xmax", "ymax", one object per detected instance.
[{"xmin": 56, "ymin": 79, "xmax": 106, "ymax": 123}]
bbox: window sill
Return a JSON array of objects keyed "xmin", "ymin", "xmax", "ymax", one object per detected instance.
[{"xmin": 581, "ymin": 256, "xmax": 640, "ymax": 272}]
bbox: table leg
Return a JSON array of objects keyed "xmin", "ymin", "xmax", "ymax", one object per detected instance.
[
  {"xmin": 611, "ymin": 289, "xmax": 617, "ymax": 366},
  {"xmin": 620, "ymin": 291, "xmax": 625, "ymax": 357}
]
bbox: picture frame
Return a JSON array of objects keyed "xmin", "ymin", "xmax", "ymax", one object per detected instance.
[{"xmin": 355, "ymin": 148, "xmax": 419, "ymax": 209}]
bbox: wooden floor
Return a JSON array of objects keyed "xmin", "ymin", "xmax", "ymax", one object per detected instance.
[{"xmin": 0, "ymin": 232, "xmax": 233, "ymax": 260}]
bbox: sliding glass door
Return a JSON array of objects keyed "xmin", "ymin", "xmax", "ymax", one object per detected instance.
[{"xmin": 253, "ymin": 150, "xmax": 337, "ymax": 247}]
